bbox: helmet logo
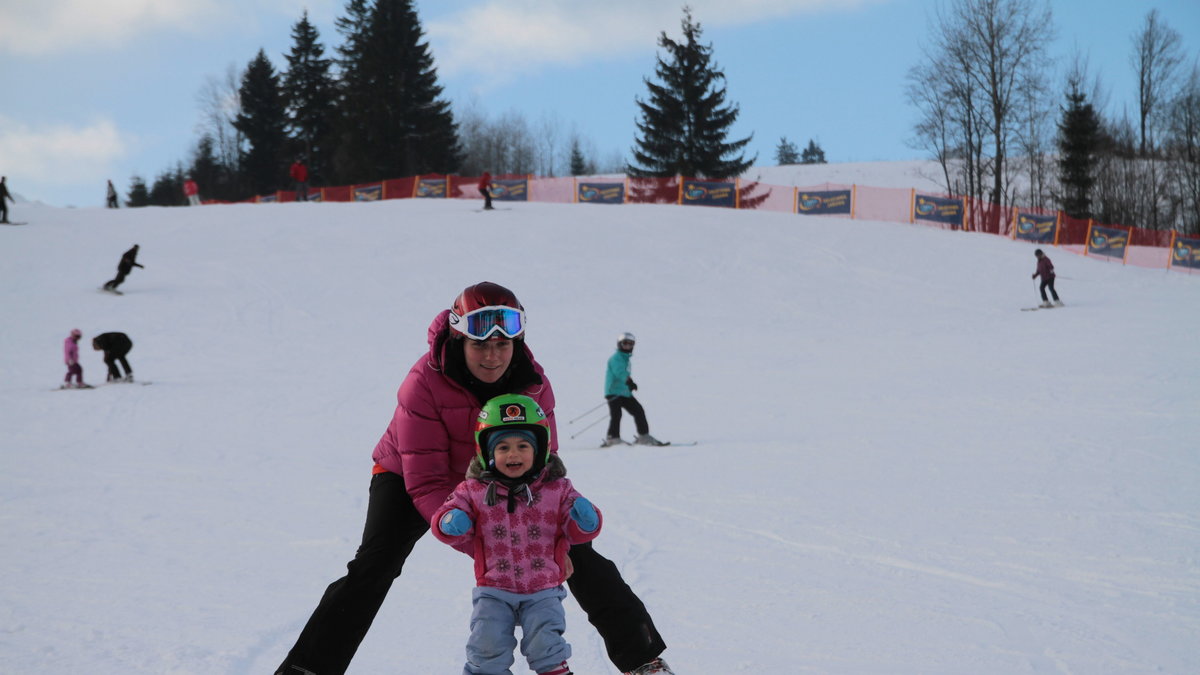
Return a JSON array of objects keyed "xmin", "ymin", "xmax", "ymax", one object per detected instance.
[{"xmin": 502, "ymin": 404, "xmax": 526, "ymax": 423}]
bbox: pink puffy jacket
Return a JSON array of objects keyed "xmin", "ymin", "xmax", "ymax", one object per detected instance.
[
  {"xmin": 431, "ymin": 456, "xmax": 600, "ymax": 594},
  {"xmin": 371, "ymin": 309, "xmax": 557, "ymax": 522},
  {"xmin": 63, "ymin": 337, "xmax": 79, "ymax": 365}
]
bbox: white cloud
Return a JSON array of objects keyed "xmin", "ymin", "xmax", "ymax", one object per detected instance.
[
  {"xmin": 0, "ymin": 116, "xmax": 128, "ymax": 182},
  {"xmin": 0, "ymin": 0, "xmax": 228, "ymax": 56},
  {"xmin": 426, "ymin": 0, "xmax": 873, "ymax": 77}
]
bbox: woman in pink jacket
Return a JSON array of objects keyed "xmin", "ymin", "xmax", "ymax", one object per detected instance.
[
  {"xmin": 433, "ymin": 393, "xmax": 601, "ymax": 675},
  {"xmin": 276, "ymin": 281, "xmax": 673, "ymax": 675}
]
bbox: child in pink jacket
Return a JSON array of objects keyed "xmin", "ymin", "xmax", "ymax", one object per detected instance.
[
  {"xmin": 432, "ymin": 394, "xmax": 601, "ymax": 675},
  {"xmin": 61, "ymin": 329, "xmax": 90, "ymax": 389}
]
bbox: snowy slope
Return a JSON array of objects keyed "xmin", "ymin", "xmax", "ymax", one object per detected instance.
[{"xmin": 1, "ymin": 189, "xmax": 1197, "ymax": 674}]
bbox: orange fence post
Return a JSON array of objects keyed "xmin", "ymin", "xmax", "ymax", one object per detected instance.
[
  {"xmin": 909, "ymin": 188, "xmax": 916, "ymax": 223},
  {"xmin": 791, "ymin": 187, "xmax": 798, "ymax": 214},
  {"xmin": 1053, "ymin": 212, "xmax": 1062, "ymax": 246},
  {"xmin": 850, "ymin": 185, "xmax": 857, "ymax": 219}
]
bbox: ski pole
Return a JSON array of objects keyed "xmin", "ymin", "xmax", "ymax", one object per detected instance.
[
  {"xmin": 569, "ymin": 414, "xmax": 608, "ymax": 439},
  {"xmin": 568, "ymin": 400, "xmax": 608, "ymax": 424}
]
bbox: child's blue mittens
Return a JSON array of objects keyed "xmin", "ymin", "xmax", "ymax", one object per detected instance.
[
  {"xmin": 439, "ymin": 508, "xmax": 472, "ymax": 536},
  {"xmin": 569, "ymin": 497, "xmax": 599, "ymax": 532}
]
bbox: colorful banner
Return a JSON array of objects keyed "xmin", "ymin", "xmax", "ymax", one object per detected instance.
[
  {"xmin": 488, "ymin": 179, "xmax": 528, "ymax": 201},
  {"xmin": 913, "ymin": 193, "xmax": 964, "ymax": 226},
  {"xmin": 682, "ymin": 180, "xmax": 736, "ymax": 208},
  {"xmin": 415, "ymin": 178, "xmax": 447, "ymax": 198},
  {"xmin": 1171, "ymin": 234, "xmax": 1200, "ymax": 270},
  {"xmin": 1086, "ymin": 224, "xmax": 1129, "ymax": 260},
  {"xmin": 354, "ymin": 184, "xmax": 383, "ymax": 201},
  {"xmin": 577, "ymin": 182, "xmax": 625, "ymax": 204},
  {"xmin": 796, "ymin": 189, "xmax": 851, "ymax": 215},
  {"xmin": 258, "ymin": 194, "xmax": 277, "ymax": 203},
  {"xmin": 1014, "ymin": 211, "xmax": 1058, "ymax": 243},
  {"xmin": 307, "ymin": 189, "xmax": 323, "ymax": 203}
]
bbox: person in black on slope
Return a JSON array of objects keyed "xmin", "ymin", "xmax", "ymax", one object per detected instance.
[
  {"xmin": 0, "ymin": 176, "xmax": 13, "ymax": 223},
  {"xmin": 103, "ymin": 244, "xmax": 144, "ymax": 292},
  {"xmin": 93, "ymin": 332, "xmax": 134, "ymax": 382}
]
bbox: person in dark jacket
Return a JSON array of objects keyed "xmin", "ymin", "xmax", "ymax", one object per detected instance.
[
  {"xmin": 1031, "ymin": 249, "xmax": 1063, "ymax": 308},
  {"xmin": 0, "ymin": 176, "xmax": 13, "ymax": 223},
  {"xmin": 92, "ymin": 332, "xmax": 134, "ymax": 382},
  {"xmin": 478, "ymin": 171, "xmax": 494, "ymax": 210},
  {"xmin": 103, "ymin": 245, "xmax": 144, "ymax": 292},
  {"xmin": 106, "ymin": 180, "xmax": 120, "ymax": 208}
]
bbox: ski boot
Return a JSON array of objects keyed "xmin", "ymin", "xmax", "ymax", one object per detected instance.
[
  {"xmin": 634, "ymin": 434, "xmax": 668, "ymax": 446},
  {"xmin": 1054, "ymin": 299, "xmax": 1064, "ymax": 307},
  {"xmin": 1039, "ymin": 301, "xmax": 1054, "ymax": 308},
  {"xmin": 600, "ymin": 436, "xmax": 627, "ymax": 447},
  {"xmin": 624, "ymin": 657, "xmax": 676, "ymax": 674}
]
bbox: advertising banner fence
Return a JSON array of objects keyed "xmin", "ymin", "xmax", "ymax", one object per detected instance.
[
  {"xmin": 1086, "ymin": 223, "xmax": 1130, "ymax": 262},
  {"xmin": 1170, "ymin": 233, "xmax": 1200, "ymax": 270},
  {"xmin": 913, "ymin": 193, "xmax": 965, "ymax": 228},
  {"xmin": 1013, "ymin": 211, "xmax": 1059, "ymax": 243},
  {"xmin": 682, "ymin": 180, "xmax": 736, "ymax": 208},
  {"xmin": 354, "ymin": 184, "xmax": 383, "ymax": 201},
  {"xmin": 796, "ymin": 189, "xmax": 852, "ymax": 216},
  {"xmin": 577, "ymin": 182, "xmax": 625, "ymax": 204}
]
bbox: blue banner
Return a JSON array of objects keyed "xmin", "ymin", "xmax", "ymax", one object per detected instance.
[
  {"xmin": 1172, "ymin": 235, "xmax": 1200, "ymax": 270},
  {"xmin": 796, "ymin": 189, "xmax": 851, "ymax": 215},
  {"xmin": 914, "ymin": 194, "xmax": 964, "ymax": 226},
  {"xmin": 306, "ymin": 189, "xmax": 323, "ymax": 203},
  {"xmin": 1014, "ymin": 212, "xmax": 1057, "ymax": 243},
  {"xmin": 416, "ymin": 178, "xmax": 446, "ymax": 198},
  {"xmin": 354, "ymin": 184, "xmax": 383, "ymax": 202},
  {"xmin": 487, "ymin": 179, "xmax": 528, "ymax": 201},
  {"xmin": 258, "ymin": 194, "xmax": 277, "ymax": 203},
  {"xmin": 578, "ymin": 182, "xmax": 625, "ymax": 204},
  {"xmin": 1087, "ymin": 224, "xmax": 1129, "ymax": 259},
  {"xmin": 682, "ymin": 180, "xmax": 736, "ymax": 208}
]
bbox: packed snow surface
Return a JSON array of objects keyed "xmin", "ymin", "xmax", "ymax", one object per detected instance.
[{"xmin": 2, "ymin": 179, "xmax": 1197, "ymax": 673}]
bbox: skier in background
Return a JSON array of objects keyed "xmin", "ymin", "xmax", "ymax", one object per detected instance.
[
  {"xmin": 183, "ymin": 177, "xmax": 200, "ymax": 206},
  {"xmin": 479, "ymin": 171, "xmax": 494, "ymax": 210},
  {"xmin": 0, "ymin": 176, "xmax": 14, "ymax": 223},
  {"xmin": 106, "ymin": 180, "xmax": 119, "ymax": 208},
  {"xmin": 432, "ymin": 394, "xmax": 601, "ymax": 675},
  {"xmin": 103, "ymin": 244, "xmax": 144, "ymax": 293},
  {"xmin": 93, "ymin": 332, "xmax": 134, "ymax": 383},
  {"xmin": 61, "ymin": 329, "xmax": 90, "ymax": 389},
  {"xmin": 603, "ymin": 333, "xmax": 667, "ymax": 447},
  {"xmin": 290, "ymin": 158, "xmax": 309, "ymax": 202},
  {"xmin": 1032, "ymin": 249, "xmax": 1063, "ymax": 308}
]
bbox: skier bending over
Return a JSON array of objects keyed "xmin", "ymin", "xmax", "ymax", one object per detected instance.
[
  {"xmin": 93, "ymin": 332, "xmax": 134, "ymax": 382},
  {"xmin": 1031, "ymin": 249, "xmax": 1063, "ymax": 308},
  {"xmin": 432, "ymin": 394, "xmax": 601, "ymax": 675},
  {"xmin": 103, "ymin": 244, "xmax": 144, "ymax": 292}
]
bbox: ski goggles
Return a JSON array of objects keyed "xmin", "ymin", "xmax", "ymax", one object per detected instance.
[{"xmin": 449, "ymin": 306, "xmax": 526, "ymax": 340}]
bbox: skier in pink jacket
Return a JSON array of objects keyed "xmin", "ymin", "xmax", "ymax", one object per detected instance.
[
  {"xmin": 433, "ymin": 394, "xmax": 601, "ymax": 675},
  {"xmin": 276, "ymin": 281, "xmax": 673, "ymax": 675},
  {"xmin": 61, "ymin": 329, "xmax": 90, "ymax": 389}
]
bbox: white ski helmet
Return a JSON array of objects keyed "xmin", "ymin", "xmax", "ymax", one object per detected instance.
[{"xmin": 618, "ymin": 332, "xmax": 636, "ymax": 344}]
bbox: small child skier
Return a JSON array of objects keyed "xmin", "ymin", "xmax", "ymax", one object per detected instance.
[
  {"xmin": 61, "ymin": 329, "xmax": 90, "ymax": 389},
  {"xmin": 1031, "ymin": 248, "xmax": 1063, "ymax": 308},
  {"xmin": 431, "ymin": 394, "xmax": 602, "ymax": 675}
]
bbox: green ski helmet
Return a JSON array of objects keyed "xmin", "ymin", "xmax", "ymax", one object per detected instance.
[{"xmin": 474, "ymin": 394, "xmax": 552, "ymax": 472}]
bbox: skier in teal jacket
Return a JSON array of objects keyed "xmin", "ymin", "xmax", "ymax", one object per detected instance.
[{"xmin": 603, "ymin": 333, "xmax": 665, "ymax": 446}]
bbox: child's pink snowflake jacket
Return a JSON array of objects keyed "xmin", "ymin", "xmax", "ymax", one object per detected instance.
[{"xmin": 431, "ymin": 455, "xmax": 601, "ymax": 595}]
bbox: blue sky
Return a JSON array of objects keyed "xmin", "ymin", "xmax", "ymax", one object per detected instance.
[{"xmin": 2, "ymin": 0, "xmax": 1198, "ymax": 208}]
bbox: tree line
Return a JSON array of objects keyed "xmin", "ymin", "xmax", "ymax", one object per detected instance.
[
  {"xmin": 907, "ymin": 0, "xmax": 1199, "ymax": 234},
  {"xmin": 126, "ymin": 3, "xmax": 766, "ymax": 207}
]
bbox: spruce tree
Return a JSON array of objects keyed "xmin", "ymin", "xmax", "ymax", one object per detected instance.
[
  {"xmin": 775, "ymin": 137, "xmax": 800, "ymax": 165},
  {"xmin": 801, "ymin": 139, "xmax": 827, "ymax": 164},
  {"xmin": 190, "ymin": 134, "xmax": 225, "ymax": 202},
  {"xmin": 126, "ymin": 175, "xmax": 150, "ymax": 207},
  {"xmin": 333, "ymin": 0, "xmax": 461, "ymax": 182},
  {"xmin": 282, "ymin": 11, "xmax": 337, "ymax": 182},
  {"xmin": 628, "ymin": 7, "xmax": 754, "ymax": 179},
  {"xmin": 1057, "ymin": 82, "xmax": 1103, "ymax": 219},
  {"xmin": 234, "ymin": 49, "xmax": 288, "ymax": 197}
]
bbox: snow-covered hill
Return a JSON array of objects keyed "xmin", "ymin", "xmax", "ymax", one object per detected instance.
[{"xmin": 1, "ymin": 187, "xmax": 1197, "ymax": 673}]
